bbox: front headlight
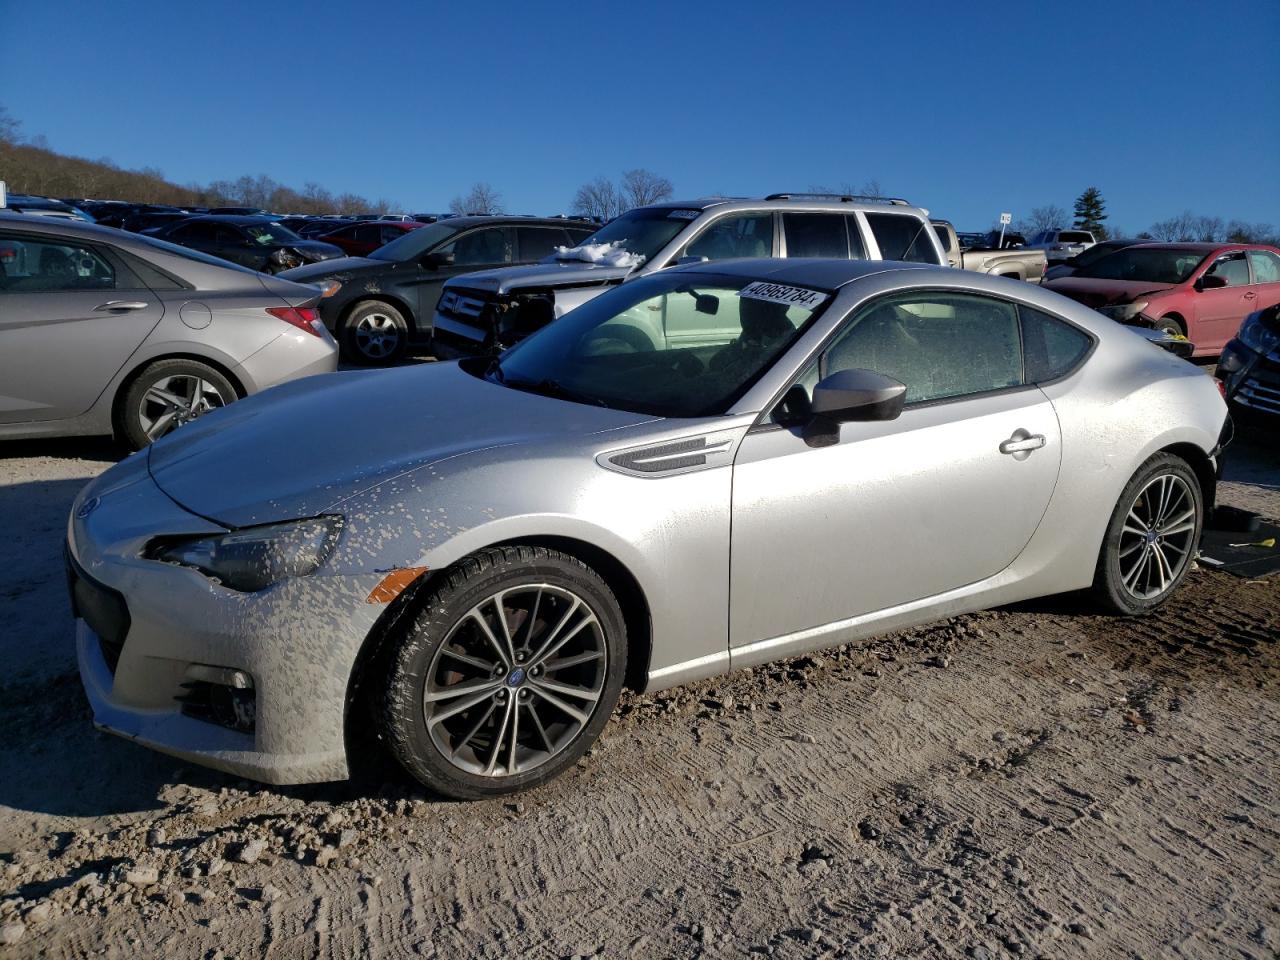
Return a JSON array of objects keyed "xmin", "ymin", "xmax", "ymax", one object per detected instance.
[
  {"xmin": 1238, "ymin": 312, "xmax": 1280, "ymax": 355},
  {"xmin": 1098, "ymin": 299, "xmax": 1149, "ymax": 322},
  {"xmin": 147, "ymin": 517, "xmax": 343, "ymax": 592},
  {"xmin": 272, "ymin": 248, "xmax": 304, "ymax": 267}
]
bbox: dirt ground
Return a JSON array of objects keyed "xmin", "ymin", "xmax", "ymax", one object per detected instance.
[{"xmin": 0, "ymin": 426, "xmax": 1276, "ymax": 960}]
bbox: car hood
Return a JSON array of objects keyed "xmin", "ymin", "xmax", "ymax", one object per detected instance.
[
  {"xmin": 278, "ymin": 256, "xmax": 387, "ymax": 283},
  {"xmin": 1043, "ymin": 276, "xmax": 1175, "ymax": 308},
  {"xmin": 446, "ymin": 260, "xmax": 632, "ymax": 295},
  {"xmin": 289, "ymin": 240, "xmax": 344, "ymax": 261},
  {"xmin": 146, "ymin": 362, "xmax": 654, "ymax": 528}
]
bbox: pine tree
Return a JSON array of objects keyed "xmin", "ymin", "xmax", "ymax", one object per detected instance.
[{"xmin": 1073, "ymin": 187, "xmax": 1108, "ymax": 240}]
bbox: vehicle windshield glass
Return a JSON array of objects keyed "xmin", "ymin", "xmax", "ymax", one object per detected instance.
[
  {"xmin": 244, "ymin": 222, "xmax": 301, "ymax": 245},
  {"xmin": 370, "ymin": 221, "xmax": 458, "ymax": 261},
  {"xmin": 1072, "ymin": 242, "xmax": 1128, "ymax": 269},
  {"xmin": 128, "ymin": 232, "xmax": 261, "ymax": 275},
  {"xmin": 1076, "ymin": 248, "xmax": 1207, "ymax": 284},
  {"xmin": 489, "ymin": 271, "xmax": 831, "ymax": 417},
  {"xmin": 564, "ymin": 208, "xmax": 695, "ymax": 264},
  {"xmin": 1058, "ymin": 231, "xmax": 1094, "ymax": 243}
]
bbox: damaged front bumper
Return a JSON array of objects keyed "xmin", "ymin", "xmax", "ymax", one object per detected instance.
[{"xmin": 67, "ymin": 459, "xmax": 384, "ymax": 785}]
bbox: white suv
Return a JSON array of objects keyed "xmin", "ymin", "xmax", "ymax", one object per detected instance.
[{"xmin": 431, "ymin": 193, "xmax": 945, "ymax": 357}]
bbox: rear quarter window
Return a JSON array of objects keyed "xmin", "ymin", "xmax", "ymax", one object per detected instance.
[
  {"xmin": 1020, "ymin": 305, "xmax": 1092, "ymax": 382},
  {"xmin": 865, "ymin": 213, "xmax": 940, "ymax": 264}
]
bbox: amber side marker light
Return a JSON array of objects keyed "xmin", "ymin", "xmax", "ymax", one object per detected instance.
[{"xmin": 367, "ymin": 566, "xmax": 429, "ymax": 603}]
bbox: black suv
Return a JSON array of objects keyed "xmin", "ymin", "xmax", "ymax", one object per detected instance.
[
  {"xmin": 278, "ymin": 216, "xmax": 595, "ymax": 364},
  {"xmin": 152, "ymin": 216, "xmax": 344, "ymax": 274}
]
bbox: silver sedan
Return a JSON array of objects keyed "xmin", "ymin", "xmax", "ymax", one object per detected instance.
[
  {"xmin": 68, "ymin": 259, "xmax": 1227, "ymax": 797},
  {"xmin": 0, "ymin": 213, "xmax": 337, "ymax": 449}
]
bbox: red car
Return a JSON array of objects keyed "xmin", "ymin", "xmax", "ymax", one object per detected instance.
[
  {"xmin": 319, "ymin": 220, "xmax": 427, "ymax": 258},
  {"xmin": 1043, "ymin": 242, "xmax": 1280, "ymax": 357}
]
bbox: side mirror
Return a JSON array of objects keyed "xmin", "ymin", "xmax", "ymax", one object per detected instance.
[
  {"xmin": 422, "ymin": 250, "xmax": 456, "ymax": 268},
  {"xmin": 1194, "ymin": 274, "xmax": 1227, "ymax": 291},
  {"xmin": 801, "ymin": 369, "xmax": 907, "ymax": 447}
]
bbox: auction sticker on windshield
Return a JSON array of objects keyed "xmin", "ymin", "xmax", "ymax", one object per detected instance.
[{"xmin": 739, "ymin": 281, "xmax": 829, "ymax": 310}]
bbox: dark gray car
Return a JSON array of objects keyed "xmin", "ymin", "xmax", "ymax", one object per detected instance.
[{"xmin": 0, "ymin": 213, "xmax": 337, "ymax": 449}]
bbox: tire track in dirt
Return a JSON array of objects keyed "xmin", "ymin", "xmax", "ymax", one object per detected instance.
[{"xmin": 2, "ymin": 520, "xmax": 1277, "ymax": 957}]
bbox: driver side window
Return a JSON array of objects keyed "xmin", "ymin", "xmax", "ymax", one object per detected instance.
[
  {"xmin": 684, "ymin": 213, "xmax": 773, "ymax": 261},
  {"xmin": 1205, "ymin": 253, "xmax": 1250, "ymax": 286},
  {"xmin": 442, "ymin": 228, "xmax": 511, "ymax": 266},
  {"xmin": 773, "ymin": 292, "xmax": 1024, "ymax": 422}
]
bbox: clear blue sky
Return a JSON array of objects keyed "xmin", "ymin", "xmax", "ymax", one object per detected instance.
[{"xmin": 4, "ymin": 0, "xmax": 1277, "ymax": 232}]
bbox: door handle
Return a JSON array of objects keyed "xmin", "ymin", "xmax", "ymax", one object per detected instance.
[
  {"xmin": 1000, "ymin": 432, "xmax": 1046, "ymax": 455},
  {"xmin": 95, "ymin": 301, "xmax": 150, "ymax": 311},
  {"xmin": 1242, "ymin": 291, "xmax": 1258, "ymax": 300}
]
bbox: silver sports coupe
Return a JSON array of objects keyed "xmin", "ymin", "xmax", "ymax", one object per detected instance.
[
  {"xmin": 0, "ymin": 213, "xmax": 337, "ymax": 449},
  {"xmin": 68, "ymin": 259, "xmax": 1228, "ymax": 798}
]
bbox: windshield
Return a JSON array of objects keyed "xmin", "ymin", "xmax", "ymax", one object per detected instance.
[
  {"xmin": 129, "ymin": 232, "xmax": 261, "ymax": 275},
  {"xmin": 490, "ymin": 271, "xmax": 830, "ymax": 417},
  {"xmin": 370, "ymin": 221, "xmax": 458, "ymax": 261},
  {"xmin": 1076, "ymin": 248, "xmax": 1207, "ymax": 284},
  {"xmin": 565, "ymin": 208, "xmax": 696, "ymax": 265},
  {"xmin": 1058, "ymin": 231, "xmax": 1094, "ymax": 244},
  {"xmin": 1072, "ymin": 241, "xmax": 1130, "ymax": 269},
  {"xmin": 245, "ymin": 222, "xmax": 302, "ymax": 245}
]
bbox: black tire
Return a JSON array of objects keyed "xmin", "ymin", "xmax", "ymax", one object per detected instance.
[
  {"xmin": 378, "ymin": 546, "xmax": 627, "ymax": 799},
  {"xmin": 117, "ymin": 358, "xmax": 238, "ymax": 450},
  {"xmin": 1092, "ymin": 452, "xmax": 1203, "ymax": 615},
  {"xmin": 1153, "ymin": 314, "xmax": 1186, "ymax": 339},
  {"xmin": 341, "ymin": 300, "xmax": 408, "ymax": 366}
]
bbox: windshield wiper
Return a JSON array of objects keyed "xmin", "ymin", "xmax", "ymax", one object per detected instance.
[{"xmin": 503, "ymin": 376, "xmax": 610, "ymax": 408}]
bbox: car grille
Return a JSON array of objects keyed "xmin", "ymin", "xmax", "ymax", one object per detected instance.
[
  {"xmin": 436, "ymin": 289, "xmax": 489, "ymax": 319},
  {"xmin": 66, "ymin": 550, "xmax": 130, "ymax": 673},
  {"xmin": 1235, "ymin": 354, "xmax": 1280, "ymax": 415}
]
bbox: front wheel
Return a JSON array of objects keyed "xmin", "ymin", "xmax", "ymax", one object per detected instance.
[
  {"xmin": 378, "ymin": 546, "xmax": 627, "ymax": 799},
  {"xmin": 1092, "ymin": 453, "xmax": 1203, "ymax": 615},
  {"xmin": 1152, "ymin": 315, "xmax": 1186, "ymax": 339},
  {"xmin": 341, "ymin": 301, "xmax": 408, "ymax": 365}
]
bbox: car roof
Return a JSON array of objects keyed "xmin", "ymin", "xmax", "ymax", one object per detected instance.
[
  {"xmin": 0, "ymin": 210, "xmax": 129, "ymax": 237},
  {"xmin": 1129, "ymin": 242, "xmax": 1251, "ymax": 253},
  {"xmin": 672, "ymin": 257, "xmax": 935, "ymax": 289},
  {"xmin": 440, "ymin": 215, "xmax": 598, "ymax": 229}
]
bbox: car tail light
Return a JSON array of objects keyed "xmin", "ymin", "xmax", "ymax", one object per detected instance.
[{"xmin": 266, "ymin": 305, "xmax": 325, "ymax": 338}]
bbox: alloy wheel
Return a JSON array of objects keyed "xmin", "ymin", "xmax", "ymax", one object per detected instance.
[
  {"xmin": 137, "ymin": 375, "xmax": 231, "ymax": 441},
  {"xmin": 423, "ymin": 584, "xmax": 607, "ymax": 778},
  {"xmin": 1117, "ymin": 473, "xmax": 1198, "ymax": 600},
  {"xmin": 355, "ymin": 313, "xmax": 401, "ymax": 359}
]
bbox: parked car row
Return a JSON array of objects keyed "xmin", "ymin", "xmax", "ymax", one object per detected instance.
[{"xmin": 4, "ymin": 189, "xmax": 1277, "ymax": 445}]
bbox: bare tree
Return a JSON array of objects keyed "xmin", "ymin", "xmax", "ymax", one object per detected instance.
[
  {"xmin": 449, "ymin": 182, "xmax": 503, "ymax": 216},
  {"xmin": 620, "ymin": 169, "xmax": 673, "ymax": 209},
  {"xmin": 1016, "ymin": 204, "xmax": 1069, "ymax": 236},
  {"xmin": 808, "ymin": 179, "xmax": 888, "ymax": 199},
  {"xmin": 1149, "ymin": 211, "xmax": 1195, "ymax": 242},
  {"xmin": 0, "ymin": 104, "xmax": 21, "ymax": 145},
  {"xmin": 572, "ymin": 177, "xmax": 622, "ymax": 220}
]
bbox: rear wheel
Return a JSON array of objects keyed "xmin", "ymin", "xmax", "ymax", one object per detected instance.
[
  {"xmin": 342, "ymin": 300, "xmax": 408, "ymax": 365},
  {"xmin": 118, "ymin": 359, "xmax": 237, "ymax": 450},
  {"xmin": 1092, "ymin": 453, "xmax": 1203, "ymax": 615},
  {"xmin": 378, "ymin": 546, "xmax": 626, "ymax": 799}
]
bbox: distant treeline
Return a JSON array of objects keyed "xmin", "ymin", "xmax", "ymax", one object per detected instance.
[{"xmin": 0, "ymin": 107, "xmax": 396, "ymax": 215}]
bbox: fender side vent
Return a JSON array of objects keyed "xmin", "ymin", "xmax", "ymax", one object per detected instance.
[{"xmin": 603, "ymin": 435, "xmax": 733, "ymax": 476}]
